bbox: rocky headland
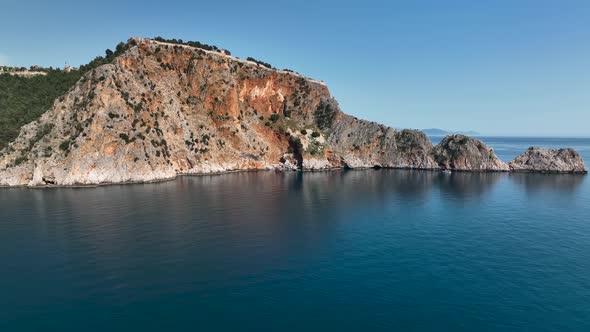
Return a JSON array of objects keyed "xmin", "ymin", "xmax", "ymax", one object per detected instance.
[{"xmin": 0, "ymin": 38, "xmax": 586, "ymax": 186}]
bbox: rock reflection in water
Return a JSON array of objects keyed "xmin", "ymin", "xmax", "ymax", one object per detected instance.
[
  {"xmin": 508, "ymin": 173, "xmax": 585, "ymax": 195},
  {"xmin": 437, "ymin": 172, "xmax": 504, "ymax": 199}
]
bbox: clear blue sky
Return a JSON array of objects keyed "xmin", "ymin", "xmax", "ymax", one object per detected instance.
[{"xmin": 1, "ymin": 0, "xmax": 588, "ymax": 136}]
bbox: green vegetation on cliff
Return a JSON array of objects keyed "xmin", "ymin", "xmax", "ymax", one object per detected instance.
[
  {"xmin": 0, "ymin": 41, "xmax": 131, "ymax": 150},
  {"xmin": 246, "ymin": 57, "xmax": 274, "ymax": 69},
  {"xmin": 152, "ymin": 36, "xmax": 222, "ymax": 53},
  {"xmin": 0, "ymin": 70, "xmax": 82, "ymax": 149},
  {"xmin": 0, "ymin": 36, "xmax": 277, "ymax": 150}
]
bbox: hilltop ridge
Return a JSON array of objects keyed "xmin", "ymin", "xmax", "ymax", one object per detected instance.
[{"xmin": 142, "ymin": 37, "xmax": 327, "ymax": 86}]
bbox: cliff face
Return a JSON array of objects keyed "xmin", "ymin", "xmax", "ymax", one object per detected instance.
[
  {"xmin": 0, "ymin": 38, "xmax": 586, "ymax": 186},
  {"xmin": 0, "ymin": 38, "xmax": 437, "ymax": 186}
]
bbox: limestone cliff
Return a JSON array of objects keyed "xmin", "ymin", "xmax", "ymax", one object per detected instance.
[{"xmin": 0, "ymin": 38, "xmax": 586, "ymax": 186}]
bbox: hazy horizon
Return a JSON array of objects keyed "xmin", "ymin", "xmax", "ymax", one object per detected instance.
[{"xmin": 1, "ymin": 0, "xmax": 588, "ymax": 137}]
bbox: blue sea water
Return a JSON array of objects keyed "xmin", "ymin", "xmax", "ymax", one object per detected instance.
[{"xmin": 1, "ymin": 137, "xmax": 589, "ymax": 331}]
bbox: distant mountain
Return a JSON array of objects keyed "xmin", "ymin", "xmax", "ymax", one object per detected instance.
[{"xmin": 422, "ymin": 128, "xmax": 480, "ymax": 136}]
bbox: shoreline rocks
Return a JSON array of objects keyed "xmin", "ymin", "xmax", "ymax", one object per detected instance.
[
  {"xmin": 509, "ymin": 147, "xmax": 588, "ymax": 174},
  {"xmin": 432, "ymin": 135, "xmax": 509, "ymax": 172}
]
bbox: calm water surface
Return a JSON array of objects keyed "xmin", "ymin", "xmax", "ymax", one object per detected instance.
[{"xmin": 1, "ymin": 137, "xmax": 589, "ymax": 331}]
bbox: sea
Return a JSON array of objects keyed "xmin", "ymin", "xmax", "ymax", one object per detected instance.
[{"xmin": 1, "ymin": 137, "xmax": 589, "ymax": 331}]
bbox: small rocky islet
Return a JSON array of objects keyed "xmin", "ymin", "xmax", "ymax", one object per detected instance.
[{"xmin": 0, "ymin": 38, "xmax": 586, "ymax": 186}]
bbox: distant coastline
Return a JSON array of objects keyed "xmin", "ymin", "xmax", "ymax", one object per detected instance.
[{"xmin": 422, "ymin": 128, "xmax": 480, "ymax": 136}]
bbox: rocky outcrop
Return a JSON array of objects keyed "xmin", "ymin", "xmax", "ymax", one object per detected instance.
[
  {"xmin": 431, "ymin": 135, "xmax": 509, "ymax": 171},
  {"xmin": 324, "ymin": 111, "xmax": 438, "ymax": 169},
  {"xmin": 0, "ymin": 38, "xmax": 586, "ymax": 186},
  {"xmin": 509, "ymin": 147, "xmax": 588, "ymax": 174}
]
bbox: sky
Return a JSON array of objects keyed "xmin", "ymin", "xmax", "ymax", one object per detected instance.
[{"xmin": 1, "ymin": 0, "xmax": 588, "ymax": 136}]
